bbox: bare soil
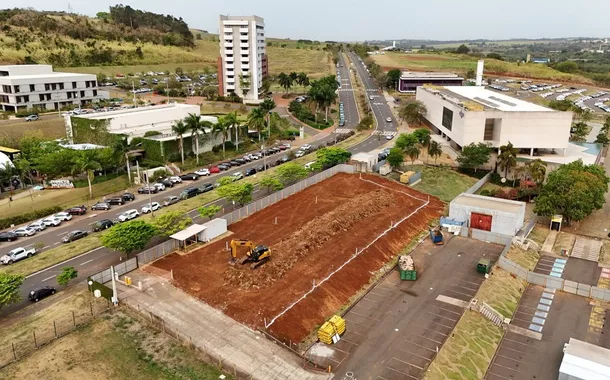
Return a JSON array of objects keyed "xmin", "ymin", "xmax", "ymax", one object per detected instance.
[{"xmin": 150, "ymin": 173, "xmax": 444, "ymax": 342}]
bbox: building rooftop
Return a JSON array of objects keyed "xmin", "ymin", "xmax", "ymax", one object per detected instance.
[
  {"xmin": 517, "ymin": 142, "xmax": 601, "ymax": 166},
  {"xmin": 400, "ymin": 71, "xmax": 462, "ymax": 80},
  {"xmin": 443, "ymin": 86, "xmax": 552, "ymax": 112},
  {"xmin": 559, "ymin": 338, "xmax": 610, "ymax": 380},
  {"xmin": 75, "ymin": 103, "xmax": 200, "ymax": 120},
  {"xmin": 0, "ymin": 72, "xmax": 94, "ymax": 80},
  {"xmin": 452, "ymin": 193, "xmax": 525, "ymax": 214}
]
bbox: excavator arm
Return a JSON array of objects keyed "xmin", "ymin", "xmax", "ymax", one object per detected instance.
[{"xmin": 229, "ymin": 239, "xmax": 271, "ymax": 269}]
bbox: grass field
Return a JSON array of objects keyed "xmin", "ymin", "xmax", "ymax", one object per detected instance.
[
  {"xmin": 505, "ymin": 245, "xmax": 540, "ymax": 272},
  {"xmin": 373, "ymin": 52, "xmax": 593, "ymax": 84},
  {"xmin": 477, "ymin": 267, "xmax": 526, "ymax": 318},
  {"xmin": 528, "ymin": 225, "xmax": 550, "ymax": 248},
  {"xmin": 0, "ymin": 309, "xmax": 231, "ymax": 380},
  {"xmin": 0, "ymin": 118, "xmax": 66, "ymax": 145},
  {"xmin": 411, "ymin": 166, "xmax": 478, "ymax": 202},
  {"xmin": 552, "ymin": 231, "xmax": 576, "ymax": 255}
]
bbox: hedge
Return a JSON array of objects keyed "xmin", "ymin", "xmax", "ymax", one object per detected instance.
[
  {"xmin": 0, "ymin": 205, "xmax": 63, "ymax": 229},
  {"xmin": 73, "ymin": 172, "xmax": 122, "ymax": 188}
]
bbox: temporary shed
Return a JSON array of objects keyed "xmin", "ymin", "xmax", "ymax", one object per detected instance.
[
  {"xmin": 449, "ymin": 193, "xmax": 525, "ymax": 236},
  {"xmin": 170, "ymin": 224, "xmax": 207, "ymax": 250},
  {"xmin": 559, "ymin": 338, "xmax": 610, "ymax": 380},
  {"xmin": 201, "ymin": 218, "xmax": 228, "ymax": 242},
  {"xmin": 351, "ymin": 152, "xmax": 378, "ymax": 172}
]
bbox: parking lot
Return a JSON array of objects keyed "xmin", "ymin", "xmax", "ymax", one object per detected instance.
[
  {"xmin": 486, "ymin": 285, "xmax": 607, "ymax": 380},
  {"xmin": 306, "ymin": 236, "xmax": 504, "ymax": 379}
]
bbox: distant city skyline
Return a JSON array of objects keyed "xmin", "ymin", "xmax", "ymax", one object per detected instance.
[{"xmin": 3, "ymin": 0, "xmax": 610, "ymax": 42}]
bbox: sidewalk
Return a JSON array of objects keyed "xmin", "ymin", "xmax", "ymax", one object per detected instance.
[{"xmin": 117, "ymin": 270, "xmax": 330, "ymax": 380}]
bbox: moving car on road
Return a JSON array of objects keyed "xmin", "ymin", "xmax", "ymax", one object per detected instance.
[
  {"xmin": 91, "ymin": 202, "xmax": 111, "ymax": 211},
  {"xmin": 386, "ymin": 134, "xmax": 394, "ymax": 140},
  {"xmin": 24, "ymin": 114, "xmax": 39, "ymax": 121},
  {"xmin": 137, "ymin": 186, "xmax": 158, "ymax": 194},
  {"xmin": 93, "ymin": 219, "xmax": 114, "ymax": 232},
  {"xmin": 65, "ymin": 205, "xmax": 87, "ymax": 215},
  {"xmin": 117, "ymin": 209, "xmax": 139, "ymax": 222},
  {"xmin": 152, "ymin": 183, "xmax": 166, "ymax": 192},
  {"xmin": 386, "ymin": 117, "xmax": 392, "ymax": 122},
  {"xmin": 28, "ymin": 286, "xmax": 55, "ymax": 302},
  {"xmin": 141, "ymin": 202, "xmax": 161, "ymax": 214},
  {"xmin": 122, "ymin": 192, "xmax": 136, "ymax": 201},
  {"xmin": 1, "ymin": 247, "xmax": 36, "ymax": 265},
  {"xmin": 12, "ymin": 227, "xmax": 36, "ymax": 237},
  {"xmin": 106, "ymin": 197, "xmax": 125, "ymax": 206},
  {"xmin": 163, "ymin": 196, "xmax": 179, "ymax": 206},
  {"xmin": 62, "ymin": 230, "xmax": 88, "ymax": 243},
  {"xmin": 179, "ymin": 187, "xmax": 199, "ymax": 200},
  {"xmin": 231, "ymin": 172, "xmax": 244, "ymax": 181},
  {"xmin": 198, "ymin": 183, "xmax": 214, "ymax": 193},
  {"xmin": 245, "ymin": 168, "xmax": 257, "ymax": 176}
]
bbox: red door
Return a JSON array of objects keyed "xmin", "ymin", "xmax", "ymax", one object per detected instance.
[{"xmin": 470, "ymin": 213, "xmax": 492, "ymax": 231}]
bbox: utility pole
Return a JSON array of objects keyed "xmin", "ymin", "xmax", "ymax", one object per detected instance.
[
  {"xmin": 166, "ymin": 76, "xmax": 170, "ymax": 103},
  {"xmin": 142, "ymin": 161, "xmax": 155, "ymax": 218},
  {"xmin": 132, "ymin": 81, "xmax": 136, "ymax": 107}
]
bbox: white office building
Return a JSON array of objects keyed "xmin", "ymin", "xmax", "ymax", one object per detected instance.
[
  {"xmin": 0, "ymin": 65, "xmax": 103, "ymax": 112},
  {"xmin": 218, "ymin": 15, "xmax": 268, "ymax": 102}
]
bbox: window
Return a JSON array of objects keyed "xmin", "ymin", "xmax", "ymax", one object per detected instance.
[
  {"xmin": 93, "ymin": 90, "xmax": 97, "ymax": 97},
  {"xmin": 13, "ymin": 85, "xmax": 20, "ymax": 93},
  {"xmin": 442, "ymin": 107, "xmax": 453, "ymax": 131},
  {"xmin": 72, "ymin": 82, "xmax": 77, "ymax": 89},
  {"xmin": 30, "ymin": 84, "xmax": 35, "ymax": 92},
  {"xmin": 484, "ymin": 119, "xmax": 496, "ymax": 141},
  {"xmin": 80, "ymin": 91, "xmax": 85, "ymax": 98}
]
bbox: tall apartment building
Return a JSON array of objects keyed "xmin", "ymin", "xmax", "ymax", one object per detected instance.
[
  {"xmin": 218, "ymin": 15, "xmax": 268, "ymax": 102},
  {"xmin": 0, "ymin": 65, "xmax": 102, "ymax": 112}
]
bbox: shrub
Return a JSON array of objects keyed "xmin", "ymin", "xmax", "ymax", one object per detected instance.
[
  {"xmin": 73, "ymin": 172, "xmax": 121, "ymax": 188},
  {"xmin": 479, "ymin": 189, "xmax": 491, "ymax": 196},
  {"xmin": 0, "ymin": 205, "xmax": 62, "ymax": 229}
]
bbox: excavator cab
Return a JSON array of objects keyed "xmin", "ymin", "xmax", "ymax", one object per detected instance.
[{"xmin": 229, "ymin": 239, "xmax": 271, "ymax": 269}]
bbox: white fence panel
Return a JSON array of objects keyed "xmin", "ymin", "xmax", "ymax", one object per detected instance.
[
  {"xmin": 563, "ymin": 280, "xmax": 578, "ymax": 294},
  {"xmin": 577, "ymin": 283, "xmax": 592, "ymax": 297}
]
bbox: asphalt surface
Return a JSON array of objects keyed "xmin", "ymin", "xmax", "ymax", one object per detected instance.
[
  {"xmin": 336, "ymin": 54, "xmax": 359, "ymax": 129},
  {"xmin": 1, "ymin": 50, "xmax": 388, "ymax": 318}
]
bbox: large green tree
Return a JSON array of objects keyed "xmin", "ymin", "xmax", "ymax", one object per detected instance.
[
  {"xmin": 395, "ymin": 133, "xmax": 419, "ymax": 150},
  {"xmin": 0, "ymin": 273, "xmax": 24, "ymax": 309},
  {"xmin": 213, "ymin": 117, "xmax": 231, "ymax": 158},
  {"xmin": 457, "ymin": 142, "xmax": 492, "ymax": 172},
  {"xmin": 534, "ymin": 160, "xmax": 609, "ymax": 224},
  {"xmin": 398, "ymin": 100, "xmax": 427, "ymax": 126},
  {"xmin": 74, "ymin": 149, "xmax": 102, "ymax": 200},
  {"xmin": 57, "ymin": 267, "xmax": 78, "ymax": 286},
  {"xmin": 498, "ymin": 142, "xmax": 519, "ymax": 178},
  {"xmin": 278, "ymin": 72, "xmax": 293, "ymax": 93},
  {"xmin": 315, "ymin": 147, "xmax": 352, "ymax": 169},
  {"xmin": 217, "ymin": 182, "xmax": 254, "ymax": 206},
  {"xmin": 276, "ymin": 163, "xmax": 309, "ymax": 184},
  {"xmin": 386, "ymin": 69, "xmax": 401, "ymax": 90},
  {"xmin": 153, "ymin": 211, "xmax": 192, "ymax": 236},
  {"xmin": 184, "ymin": 113, "xmax": 209, "ymax": 165},
  {"xmin": 197, "ymin": 204, "xmax": 222, "ymax": 220},
  {"xmin": 260, "ymin": 176, "xmax": 283, "ymax": 194},
  {"xmin": 404, "ymin": 145, "xmax": 421, "ymax": 165},
  {"xmin": 386, "ymin": 148, "xmax": 404, "ymax": 169},
  {"xmin": 101, "ymin": 220, "xmax": 157, "ymax": 257},
  {"xmin": 428, "ymin": 141, "xmax": 443, "ymax": 164},
  {"xmin": 247, "ymin": 107, "xmax": 266, "ymax": 141}
]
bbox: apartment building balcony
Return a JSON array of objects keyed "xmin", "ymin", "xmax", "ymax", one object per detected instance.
[
  {"xmin": 224, "ymin": 49, "xmax": 233, "ymax": 55},
  {"xmin": 224, "ymin": 41, "xmax": 234, "ymax": 48},
  {"xmin": 226, "ymin": 83, "xmax": 236, "ymax": 90},
  {"xmin": 239, "ymin": 27, "xmax": 249, "ymax": 33},
  {"xmin": 223, "ymin": 28, "xmax": 233, "ymax": 33},
  {"xmin": 240, "ymin": 41, "xmax": 250, "ymax": 48},
  {"xmin": 225, "ymin": 63, "xmax": 235, "ymax": 69}
]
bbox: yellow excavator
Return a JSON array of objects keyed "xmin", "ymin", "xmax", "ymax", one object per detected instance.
[{"xmin": 229, "ymin": 239, "xmax": 271, "ymax": 269}]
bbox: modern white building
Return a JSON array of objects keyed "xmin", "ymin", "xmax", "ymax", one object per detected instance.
[
  {"xmin": 449, "ymin": 193, "xmax": 526, "ymax": 236},
  {"xmin": 0, "ymin": 65, "xmax": 103, "ymax": 112},
  {"xmin": 218, "ymin": 15, "xmax": 268, "ymax": 102}
]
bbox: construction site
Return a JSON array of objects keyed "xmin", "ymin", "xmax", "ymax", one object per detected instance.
[{"xmin": 150, "ymin": 173, "xmax": 444, "ymax": 343}]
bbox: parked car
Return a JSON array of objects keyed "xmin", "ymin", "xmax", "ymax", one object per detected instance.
[
  {"xmin": 117, "ymin": 209, "xmax": 139, "ymax": 222},
  {"xmin": 300, "ymin": 144, "xmax": 312, "ymax": 151},
  {"xmin": 195, "ymin": 168, "xmax": 210, "ymax": 176},
  {"xmin": 169, "ymin": 176, "xmax": 183, "ymax": 184},
  {"xmin": 231, "ymin": 172, "xmax": 244, "ymax": 181},
  {"xmin": 62, "ymin": 230, "xmax": 88, "ymax": 243},
  {"xmin": 27, "ymin": 221, "xmax": 46, "ymax": 232},
  {"xmin": 295, "ymin": 150, "xmax": 305, "ymax": 158},
  {"xmin": 93, "ymin": 219, "xmax": 114, "ymax": 232},
  {"xmin": 122, "ymin": 192, "xmax": 136, "ymax": 201},
  {"xmin": 198, "ymin": 183, "xmax": 214, "ymax": 193},
  {"xmin": 106, "ymin": 197, "xmax": 125, "ymax": 206},
  {"xmin": 91, "ymin": 202, "xmax": 111, "ymax": 211},
  {"xmin": 65, "ymin": 205, "xmax": 87, "ymax": 215},
  {"xmin": 138, "ymin": 186, "xmax": 158, "ymax": 194},
  {"xmin": 0, "ymin": 231, "xmax": 17, "ymax": 241},
  {"xmin": 24, "ymin": 114, "xmax": 39, "ymax": 121},
  {"xmin": 141, "ymin": 202, "xmax": 161, "ymax": 214},
  {"xmin": 210, "ymin": 166, "xmax": 221, "ymax": 174},
  {"xmin": 163, "ymin": 196, "xmax": 179, "ymax": 206},
  {"xmin": 54, "ymin": 212, "xmax": 73, "ymax": 221},
  {"xmin": 1, "ymin": 247, "xmax": 36, "ymax": 265},
  {"xmin": 385, "ymin": 117, "xmax": 392, "ymax": 122},
  {"xmin": 28, "ymin": 286, "xmax": 56, "ymax": 302},
  {"xmin": 157, "ymin": 178, "xmax": 174, "ymax": 188},
  {"xmin": 41, "ymin": 217, "xmax": 62, "ymax": 227},
  {"xmin": 152, "ymin": 182, "xmax": 166, "ymax": 192},
  {"xmin": 245, "ymin": 168, "xmax": 257, "ymax": 176},
  {"xmin": 386, "ymin": 134, "xmax": 394, "ymax": 140},
  {"xmin": 217, "ymin": 164, "xmax": 229, "ymax": 171},
  {"xmin": 180, "ymin": 187, "xmax": 199, "ymax": 200},
  {"xmin": 235, "ymin": 158, "xmax": 246, "ymax": 165},
  {"xmin": 12, "ymin": 227, "xmax": 36, "ymax": 237},
  {"xmin": 229, "ymin": 160, "xmax": 240, "ymax": 166},
  {"xmin": 180, "ymin": 173, "xmax": 200, "ymax": 181}
]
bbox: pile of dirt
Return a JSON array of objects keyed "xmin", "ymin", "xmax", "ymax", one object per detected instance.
[{"xmin": 223, "ymin": 189, "xmax": 396, "ymax": 289}]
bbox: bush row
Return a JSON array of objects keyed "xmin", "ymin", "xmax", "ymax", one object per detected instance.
[
  {"xmin": 0, "ymin": 205, "xmax": 63, "ymax": 229},
  {"xmin": 73, "ymin": 172, "xmax": 122, "ymax": 188}
]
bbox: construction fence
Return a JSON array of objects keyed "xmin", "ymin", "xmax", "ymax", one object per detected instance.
[
  {"xmin": 0, "ymin": 298, "xmax": 110, "ymax": 369},
  {"xmin": 464, "ymin": 172, "xmax": 492, "ymax": 194},
  {"xmin": 459, "ymin": 227, "xmax": 513, "ymax": 245}
]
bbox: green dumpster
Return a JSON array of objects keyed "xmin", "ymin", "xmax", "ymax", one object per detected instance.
[
  {"xmin": 400, "ymin": 269, "xmax": 417, "ymax": 281},
  {"xmin": 477, "ymin": 258, "xmax": 491, "ymax": 274}
]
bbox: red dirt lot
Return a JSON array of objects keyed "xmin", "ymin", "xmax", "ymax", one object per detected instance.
[{"xmin": 149, "ymin": 173, "xmax": 444, "ymax": 342}]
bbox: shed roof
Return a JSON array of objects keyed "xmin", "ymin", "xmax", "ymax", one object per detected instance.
[
  {"xmin": 559, "ymin": 338, "xmax": 610, "ymax": 380},
  {"xmin": 170, "ymin": 224, "xmax": 206, "ymax": 242},
  {"xmin": 452, "ymin": 193, "xmax": 525, "ymax": 214}
]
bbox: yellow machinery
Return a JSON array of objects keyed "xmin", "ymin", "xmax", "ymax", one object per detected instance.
[
  {"xmin": 318, "ymin": 315, "xmax": 346, "ymax": 344},
  {"xmin": 229, "ymin": 239, "xmax": 271, "ymax": 269}
]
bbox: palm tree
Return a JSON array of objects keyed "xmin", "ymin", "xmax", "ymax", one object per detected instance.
[
  {"xmin": 527, "ymin": 159, "xmax": 547, "ymax": 184},
  {"xmin": 278, "ymin": 72, "xmax": 293, "ymax": 93},
  {"xmin": 74, "ymin": 150, "xmax": 101, "ymax": 200},
  {"xmin": 223, "ymin": 112, "xmax": 240, "ymax": 151},
  {"xmin": 297, "ymin": 72, "xmax": 310, "ymax": 87},
  {"xmin": 171, "ymin": 120, "xmax": 189, "ymax": 165},
  {"xmin": 213, "ymin": 117, "xmax": 231, "ymax": 158},
  {"xmin": 404, "ymin": 145, "xmax": 421, "ymax": 166},
  {"xmin": 398, "ymin": 100, "xmax": 428, "ymax": 126},
  {"xmin": 248, "ymin": 107, "xmax": 266, "ymax": 141},
  {"xmin": 428, "ymin": 141, "xmax": 443, "ymax": 164},
  {"xmin": 498, "ymin": 141, "xmax": 518, "ymax": 179},
  {"xmin": 112, "ymin": 136, "xmax": 132, "ymax": 183},
  {"xmin": 259, "ymin": 98, "xmax": 276, "ymax": 138},
  {"xmin": 184, "ymin": 113, "xmax": 208, "ymax": 165},
  {"xmin": 289, "ymin": 72, "xmax": 298, "ymax": 82}
]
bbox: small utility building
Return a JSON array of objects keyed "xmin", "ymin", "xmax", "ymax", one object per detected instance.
[
  {"xmin": 449, "ymin": 193, "xmax": 525, "ymax": 236},
  {"xmin": 559, "ymin": 338, "xmax": 610, "ymax": 380}
]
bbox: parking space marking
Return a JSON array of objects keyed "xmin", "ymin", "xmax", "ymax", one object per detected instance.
[
  {"xmin": 398, "ymin": 346, "xmax": 433, "ymax": 362},
  {"xmin": 357, "ymin": 297, "xmax": 381, "ymax": 305},
  {"xmin": 384, "ymin": 365, "xmax": 418, "ymax": 380},
  {"xmin": 416, "ymin": 333, "xmax": 443, "ymax": 345},
  {"xmin": 404, "ymin": 340, "xmax": 436, "ymax": 353},
  {"xmin": 426, "ymin": 311, "xmax": 458, "ymax": 323},
  {"xmin": 348, "ymin": 309, "xmax": 380, "ymax": 321}
]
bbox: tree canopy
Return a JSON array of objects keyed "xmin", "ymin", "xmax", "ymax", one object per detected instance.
[
  {"xmin": 153, "ymin": 211, "xmax": 192, "ymax": 236},
  {"xmin": 398, "ymin": 100, "xmax": 427, "ymax": 126},
  {"xmin": 395, "ymin": 133, "xmax": 419, "ymax": 150},
  {"xmin": 197, "ymin": 204, "xmax": 222, "ymax": 220},
  {"xmin": 457, "ymin": 143, "xmax": 492, "ymax": 172},
  {"xmin": 275, "ymin": 162, "xmax": 309, "ymax": 183},
  {"xmin": 260, "ymin": 176, "xmax": 284, "ymax": 193},
  {"xmin": 217, "ymin": 182, "xmax": 254, "ymax": 206},
  {"xmin": 386, "ymin": 148, "xmax": 404, "ymax": 169},
  {"xmin": 456, "ymin": 44, "xmax": 470, "ymax": 54},
  {"xmin": 386, "ymin": 69, "xmax": 401, "ymax": 89},
  {"xmin": 534, "ymin": 160, "xmax": 609, "ymax": 224},
  {"xmin": 0, "ymin": 273, "xmax": 24, "ymax": 309},
  {"xmin": 315, "ymin": 147, "xmax": 352, "ymax": 170},
  {"xmin": 57, "ymin": 267, "xmax": 78, "ymax": 286},
  {"xmin": 101, "ymin": 220, "xmax": 157, "ymax": 256}
]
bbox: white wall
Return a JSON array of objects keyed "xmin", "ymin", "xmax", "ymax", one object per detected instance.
[
  {"xmin": 103, "ymin": 105, "xmax": 200, "ymax": 137},
  {"xmin": 449, "ymin": 202, "xmax": 525, "ymax": 236}
]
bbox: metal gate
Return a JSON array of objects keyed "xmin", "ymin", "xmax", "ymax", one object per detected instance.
[{"xmin": 470, "ymin": 212, "xmax": 492, "ymax": 231}]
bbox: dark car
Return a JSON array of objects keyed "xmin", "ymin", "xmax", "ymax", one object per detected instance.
[
  {"xmin": 62, "ymin": 230, "xmax": 88, "ymax": 243},
  {"xmin": 0, "ymin": 232, "xmax": 17, "ymax": 242},
  {"xmin": 245, "ymin": 168, "xmax": 257, "ymax": 176},
  {"xmin": 180, "ymin": 173, "xmax": 200, "ymax": 181},
  {"xmin": 235, "ymin": 158, "xmax": 246, "ymax": 165},
  {"xmin": 217, "ymin": 164, "xmax": 229, "ymax": 171},
  {"xmin": 138, "ymin": 186, "xmax": 158, "ymax": 194},
  {"xmin": 91, "ymin": 202, "xmax": 111, "ymax": 211},
  {"xmin": 93, "ymin": 219, "xmax": 114, "ymax": 232},
  {"xmin": 157, "ymin": 178, "xmax": 174, "ymax": 187},
  {"xmin": 28, "ymin": 286, "xmax": 55, "ymax": 302},
  {"xmin": 180, "ymin": 187, "xmax": 199, "ymax": 200},
  {"xmin": 66, "ymin": 205, "xmax": 87, "ymax": 215},
  {"xmin": 198, "ymin": 183, "xmax": 214, "ymax": 193},
  {"xmin": 106, "ymin": 197, "xmax": 125, "ymax": 206},
  {"xmin": 229, "ymin": 160, "xmax": 240, "ymax": 166},
  {"xmin": 122, "ymin": 192, "xmax": 136, "ymax": 201}
]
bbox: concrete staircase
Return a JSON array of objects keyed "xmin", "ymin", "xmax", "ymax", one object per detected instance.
[
  {"xmin": 571, "ymin": 237, "xmax": 602, "ymax": 262},
  {"xmin": 540, "ymin": 230, "xmax": 558, "ymax": 255}
]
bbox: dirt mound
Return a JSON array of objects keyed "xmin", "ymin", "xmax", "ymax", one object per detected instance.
[{"xmin": 223, "ymin": 189, "xmax": 396, "ymax": 289}]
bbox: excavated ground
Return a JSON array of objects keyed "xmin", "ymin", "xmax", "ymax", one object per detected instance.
[{"xmin": 150, "ymin": 173, "xmax": 444, "ymax": 342}]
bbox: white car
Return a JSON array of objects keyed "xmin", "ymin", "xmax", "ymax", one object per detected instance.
[
  {"xmin": 231, "ymin": 172, "xmax": 244, "ymax": 181},
  {"xmin": 27, "ymin": 221, "xmax": 46, "ymax": 232},
  {"xmin": 1, "ymin": 247, "xmax": 37, "ymax": 265},
  {"xmin": 12, "ymin": 227, "xmax": 36, "ymax": 237},
  {"xmin": 141, "ymin": 202, "xmax": 161, "ymax": 214},
  {"xmin": 295, "ymin": 150, "xmax": 305, "ymax": 158},
  {"xmin": 117, "ymin": 209, "xmax": 139, "ymax": 222},
  {"xmin": 41, "ymin": 217, "xmax": 62, "ymax": 227},
  {"xmin": 153, "ymin": 182, "xmax": 166, "ymax": 191},
  {"xmin": 386, "ymin": 134, "xmax": 394, "ymax": 140},
  {"xmin": 300, "ymin": 144, "xmax": 312, "ymax": 151},
  {"xmin": 369, "ymin": 95, "xmax": 374, "ymax": 100},
  {"xmin": 195, "ymin": 168, "xmax": 210, "ymax": 176},
  {"xmin": 169, "ymin": 176, "xmax": 182, "ymax": 184},
  {"xmin": 386, "ymin": 117, "xmax": 392, "ymax": 122},
  {"xmin": 54, "ymin": 212, "xmax": 73, "ymax": 221},
  {"xmin": 251, "ymin": 152, "xmax": 263, "ymax": 160}
]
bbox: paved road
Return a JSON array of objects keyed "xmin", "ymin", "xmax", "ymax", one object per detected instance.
[
  {"xmin": 336, "ymin": 54, "xmax": 359, "ymax": 129},
  {"xmin": 1, "ymin": 52, "xmax": 384, "ymax": 318}
]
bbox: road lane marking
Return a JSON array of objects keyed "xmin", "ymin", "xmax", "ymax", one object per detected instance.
[
  {"xmin": 53, "ymin": 242, "xmax": 60, "ymax": 245},
  {"xmin": 42, "ymin": 275, "xmax": 56, "ymax": 282},
  {"xmin": 26, "ymin": 246, "xmax": 106, "ymax": 279},
  {"xmin": 80, "ymin": 259, "xmax": 94, "ymax": 266}
]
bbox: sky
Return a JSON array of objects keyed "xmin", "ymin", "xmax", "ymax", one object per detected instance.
[{"xmin": 5, "ymin": 0, "xmax": 610, "ymax": 42}]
